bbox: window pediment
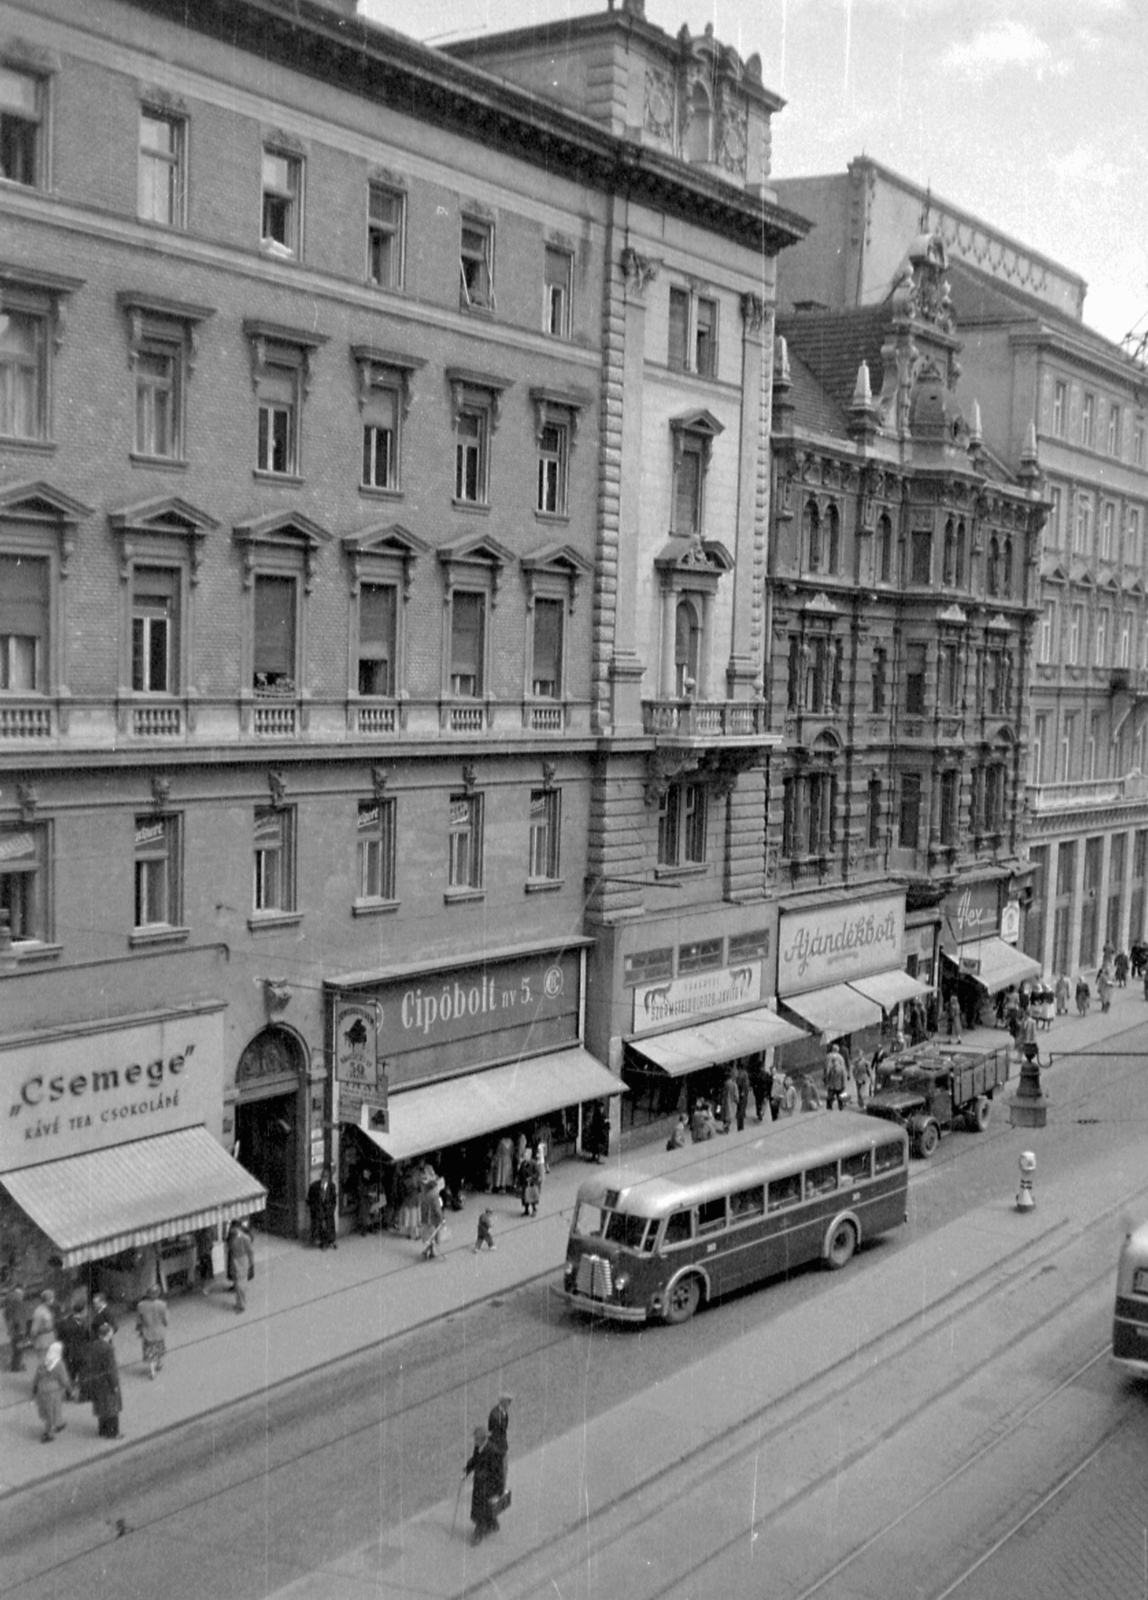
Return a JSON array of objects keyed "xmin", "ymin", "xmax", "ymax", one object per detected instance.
[
  {"xmin": 233, "ymin": 511, "xmax": 332, "ymax": 591},
  {"xmin": 110, "ymin": 495, "xmax": 220, "ymax": 583},
  {"xmin": 655, "ymin": 536, "xmax": 732, "ymax": 576},
  {"xmin": 439, "ymin": 532, "xmax": 513, "ymax": 604},
  {"xmin": 0, "ymin": 479, "xmax": 92, "ymax": 525},
  {"xmin": 670, "ymin": 408, "xmax": 724, "ymax": 439},
  {"xmin": 521, "ymin": 541, "xmax": 592, "ymax": 611},
  {"xmin": 446, "ymin": 367, "xmax": 513, "ymax": 432},
  {"xmin": 342, "ymin": 522, "xmax": 428, "ymax": 597},
  {"xmin": 0, "ymin": 263, "xmax": 83, "ymax": 298}
]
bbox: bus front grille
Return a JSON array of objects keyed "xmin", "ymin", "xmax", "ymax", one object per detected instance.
[{"xmin": 576, "ymin": 1254, "xmax": 613, "ymax": 1299}]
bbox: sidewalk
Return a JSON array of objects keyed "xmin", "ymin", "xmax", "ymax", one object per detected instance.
[{"xmin": 0, "ymin": 978, "xmax": 1139, "ymax": 1500}]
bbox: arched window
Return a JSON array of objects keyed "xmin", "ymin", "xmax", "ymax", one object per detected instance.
[
  {"xmin": 804, "ymin": 500, "xmax": 822, "ymax": 571},
  {"xmin": 955, "ymin": 520, "xmax": 966, "ymax": 586},
  {"xmin": 827, "ymin": 504, "xmax": 841, "ymax": 574},
  {"xmin": 686, "ymin": 83, "xmax": 712, "ymax": 163},
  {"xmin": 986, "ymin": 536, "xmax": 1000, "ymax": 596},
  {"xmin": 1001, "ymin": 537, "xmax": 1013, "ymax": 598},
  {"xmin": 674, "ymin": 597, "xmax": 701, "ymax": 696},
  {"xmin": 942, "ymin": 519, "xmax": 955, "ymax": 586}
]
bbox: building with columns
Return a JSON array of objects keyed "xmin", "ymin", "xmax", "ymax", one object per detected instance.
[{"xmin": 773, "ymin": 156, "xmax": 1148, "ymax": 986}]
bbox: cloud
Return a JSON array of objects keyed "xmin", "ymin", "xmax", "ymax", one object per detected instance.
[
  {"xmin": 941, "ymin": 20, "xmax": 1050, "ymax": 80},
  {"xmin": 1049, "ymin": 143, "xmax": 1123, "ymax": 190}
]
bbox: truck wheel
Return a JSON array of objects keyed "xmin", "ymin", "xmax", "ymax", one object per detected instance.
[
  {"xmin": 971, "ymin": 1096, "xmax": 991, "ymax": 1132},
  {"xmin": 915, "ymin": 1122, "xmax": 939, "ymax": 1158},
  {"xmin": 664, "ymin": 1275, "xmax": 701, "ymax": 1324},
  {"xmin": 826, "ymin": 1220, "xmax": 857, "ymax": 1270}
]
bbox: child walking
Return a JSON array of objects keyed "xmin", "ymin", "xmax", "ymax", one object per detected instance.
[{"xmin": 473, "ymin": 1208, "xmax": 496, "ymax": 1252}]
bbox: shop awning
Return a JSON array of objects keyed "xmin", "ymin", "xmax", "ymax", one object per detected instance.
[
  {"xmin": 357, "ymin": 1047, "xmax": 621, "ymax": 1163},
  {"xmin": 848, "ymin": 970, "xmax": 934, "ymax": 1010},
  {"xmin": 629, "ymin": 1007, "xmax": 808, "ymax": 1077},
  {"xmin": 946, "ymin": 938, "xmax": 1042, "ymax": 995},
  {"xmin": 0, "ymin": 1127, "xmax": 267, "ymax": 1269},
  {"xmin": 781, "ymin": 984, "xmax": 884, "ymax": 1041}
]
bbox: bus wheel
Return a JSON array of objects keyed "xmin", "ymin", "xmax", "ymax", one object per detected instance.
[
  {"xmin": 664, "ymin": 1275, "xmax": 701, "ymax": 1324},
  {"xmin": 826, "ymin": 1220, "xmax": 857, "ymax": 1270},
  {"xmin": 915, "ymin": 1122, "xmax": 939, "ymax": 1158},
  {"xmin": 971, "ymin": 1096, "xmax": 991, "ymax": 1132}
]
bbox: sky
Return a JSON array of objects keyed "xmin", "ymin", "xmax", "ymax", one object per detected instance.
[{"xmin": 362, "ymin": 0, "xmax": 1148, "ymax": 353}]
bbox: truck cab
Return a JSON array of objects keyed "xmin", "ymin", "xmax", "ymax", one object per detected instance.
[{"xmin": 865, "ymin": 1045, "xmax": 1009, "ymax": 1157}]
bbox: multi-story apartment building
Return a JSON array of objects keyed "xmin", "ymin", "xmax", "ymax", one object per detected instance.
[
  {"xmin": 773, "ymin": 157, "xmax": 1148, "ymax": 984},
  {"xmin": 768, "ymin": 227, "xmax": 1047, "ymax": 1044},
  {"xmin": 0, "ymin": 0, "xmax": 806, "ymax": 1273},
  {"xmin": 455, "ymin": 9, "xmax": 811, "ymax": 1124}
]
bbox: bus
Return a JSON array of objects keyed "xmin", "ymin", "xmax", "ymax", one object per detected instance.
[
  {"xmin": 1112, "ymin": 1220, "xmax": 1148, "ymax": 1376},
  {"xmin": 560, "ymin": 1111, "xmax": 909, "ymax": 1325}
]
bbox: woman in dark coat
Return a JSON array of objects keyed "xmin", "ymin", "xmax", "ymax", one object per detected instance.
[
  {"xmin": 462, "ymin": 1427, "xmax": 500, "ymax": 1543},
  {"xmin": 87, "ymin": 1323, "xmax": 122, "ymax": 1439}
]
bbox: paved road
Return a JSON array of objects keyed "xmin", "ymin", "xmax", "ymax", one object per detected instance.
[{"xmin": 2, "ymin": 1018, "xmax": 1146, "ymax": 1599}]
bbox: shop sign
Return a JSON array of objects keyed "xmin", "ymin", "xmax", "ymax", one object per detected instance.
[
  {"xmin": 631, "ymin": 961, "xmax": 763, "ymax": 1034},
  {"xmin": 943, "ymin": 883, "xmax": 1000, "ymax": 947},
  {"xmin": 1000, "ymin": 901, "xmax": 1020, "ymax": 945},
  {"xmin": 345, "ymin": 948, "xmax": 581, "ymax": 1090},
  {"xmin": 1, "ymin": 1007, "xmax": 224, "ymax": 1171},
  {"xmin": 778, "ymin": 894, "xmax": 904, "ymax": 995},
  {"xmin": 335, "ymin": 1000, "xmax": 388, "ymax": 1129}
]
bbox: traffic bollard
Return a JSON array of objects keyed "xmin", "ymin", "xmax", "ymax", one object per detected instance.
[{"xmin": 1016, "ymin": 1150, "xmax": 1036, "ymax": 1212}]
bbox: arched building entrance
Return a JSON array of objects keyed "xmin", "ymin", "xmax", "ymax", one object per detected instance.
[{"xmin": 234, "ymin": 1026, "xmax": 306, "ymax": 1237}]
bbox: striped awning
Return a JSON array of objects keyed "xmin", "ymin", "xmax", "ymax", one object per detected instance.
[
  {"xmin": 780, "ymin": 983, "xmax": 884, "ymax": 1042},
  {"xmin": 0, "ymin": 1127, "xmax": 267, "ymax": 1268},
  {"xmin": 629, "ymin": 1007, "xmax": 808, "ymax": 1077}
]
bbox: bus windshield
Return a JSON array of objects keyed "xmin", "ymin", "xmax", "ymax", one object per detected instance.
[{"xmin": 572, "ymin": 1200, "xmax": 656, "ymax": 1252}]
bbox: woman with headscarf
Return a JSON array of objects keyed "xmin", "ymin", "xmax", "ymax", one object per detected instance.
[{"xmin": 32, "ymin": 1339, "xmax": 72, "ymax": 1442}]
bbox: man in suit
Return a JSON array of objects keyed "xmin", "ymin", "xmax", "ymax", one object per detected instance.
[{"xmin": 307, "ymin": 1165, "xmax": 339, "ymax": 1250}]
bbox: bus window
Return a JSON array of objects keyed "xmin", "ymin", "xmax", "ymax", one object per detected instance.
[
  {"xmin": 698, "ymin": 1196, "xmax": 727, "ymax": 1235},
  {"xmin": 1133, "ymin": 1268, "xmax": 1148, "ymax": 1296},
  {"xmin": 874, "ymin": 1141, "xmax": 905, "ymax": 1174},
  {"xmin": 605, "ymin": 1213, "xmax": 654, "ymax": 1251},
  {"xmin": 730, "ymin": 1184, "xmax": 765, "ymax": 1222},
  {"xmin": 806, "ymin": 1162, "xmax": 838, "ymax": 1196},
  {"xmin": 572, "ymin": 1201, "xmax": 608, "ymax": 1238},
  {"xmin": 768, "ymin": 1173, "xmax": 802, "ymax": 1212},
  {"xmin": 841, "ymin": 1151, "xmax": 871, "ymax": 1183},
  {"xmin": 664, "ymin": 1209, "xmax": 693, "ymax": 1246}
]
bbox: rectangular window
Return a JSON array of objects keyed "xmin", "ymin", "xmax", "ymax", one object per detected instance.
[
  {"xmin": 668, "ymin": 287, "xmax": 689, "ymax": 370},
  {"xmin": 0, "ymin": 65, "xmax": 44, "ymax": 187},
  {"xmin": 905, "ymin": 643, "xmax": 927, "ymax": 716},
  {"xmin": 867, "ymin": 777, "xmax": 881, "ymax": 849},
  {"xmin": 1135, "ymin": 422, "xmax": 1146, "ymax": 468},
  {"xmin": 537, "ymin": 420, "xmax": 568, "ymax": 515},
  {"xmin": 361, "ymin": 386, "xmax": 398, "ymax": 491},
  {"xmin": 262, "ymin": 147, "xmax": 301, "ymax": 255},
  {"xmin": 1095, "ymin": 610, "xmax": 1108, "ymax": 667},
  {"xmin": 257, "ymin": 362, "xmax": 297, "ymax": 475},
  {"xmin": 367, "ymin": 183, "xmax": 404, "ymax": 289},
  {"xmin": 1101, "ymin": 503, "xmax": 1115, "ymax": 561},
  {"xmin": 1061, "ymin": 714, "xmax": 1076, "ymax": 781},
  {"xmin": 694, "ymin": 296, "xmax": 717, "ymax": 377},
  {"xmin": 356, "ymin": 797, "xmax": 396, "ymax": 901},
  {"xmin": 1052, "ymin": 381, "xmax": 1066, "ymax": 438},
  {"xmin": 134, "ymin": 345, "xmax": 181, "ymax": 459},
  {"xmin": 131, "ymin": 566, "xmax": 179, "ymax": 693},
  {"xmin": 532, "ymin": 596, "xmax": 564, "ymax": 699},
  {"xmin": 454, "ymin": 406, "xmax": 488, "ymax": 503},
  {"xmin": 674, "ymin": 440, "xmax": 703, "ymax": 536},
  {"xmin": 678, "ymin": 936, "xmax": 724, "ymax": 975},
  {"xmin": 0, "ymin": 553, "xmax": 48, "ymax": 691},
  {"xmin": 357, "ymin": 581, "xmax": 396, "ymax": 697},
  {"xmin": 460, "ymin": 218, "xmax": 493, "ymax": 310},
  {"xmin": 910, "ymin": 530, "xmax": 931, "ymax": 585},
  {"xmin": 1047, "ymin": 485, "xmax": 1062, "ymax": 547},
  {"xmin": 448, "ymin": 792, "xmax": 483, "ymax": 889},
  {"xmin": 1032, "ymin": 713, "xmax": 1047, "ymax": 783},
  {"xmin": 899, "ymin": 774, "xmax": 921, "ymax": 849},
  {"xmin": 1068, "ymin": 606, "xmax": 1082, "ymax": 665},
  {"xmin": 1082, "ymin": 391, "xmax": 1095, "ymax": 448},
  {"xmin": 1074, "ymin": 494, "xmax": 1092, "ymax": 554},
  {"xmin": 253, "ymin": 806, "xmax": 294, "ymax": 913},
  {"xmin": 658, "ymin": 781, "xmax": 707, "ymax": 867},
  {"xmin": 543, "ymin": 246, "xmax": 572, "ymax": 338},
  {"xmin": 1120, "ymin": 613, "xmax": 1132, "ymax": 668},
  {"xmin": 940, "ymin": 643, "xmax": 960, "ymax": 709},
  {"xmin": 253, "ymin": 573, "xmax": 296, "ymax": 692},
  {"xmin": 1039, "ymin": 602, "xmax": 1056, "ymax": 664},
  {"xmin": 872, "ymin": 647, "xmax": 887, "ymax": 714},
  {"xmin": 1129, "ymin": 508, "xmax": 1142, "ymax": 569},
  {"xmin": 0, "ymin": 823, "xmax": 49, "ymax": 943},
  {"xmin": 134, "ymin": 814, "xmax": 180, "ymax": 928},
  {"xmin": 1109, "ymin": 405, "xmax": 1121, "ymax": 457},
  {"xmin": 0, "ymin": 303, "xmax": 46, "ymax": 440},
  {"xmin": 528, "ymin": 788, "xmax": 561, "ymax": 880},
  {"xmin": 940, "ymin": 770, "xmax": 959, "ymax": 846},
  {"xmin": 139, "ymin": 109, "xmax": 185, "ymax": 227},
  {"xmin": 450, "ymin": 591, "xmax": 485, "ymax": 697}
]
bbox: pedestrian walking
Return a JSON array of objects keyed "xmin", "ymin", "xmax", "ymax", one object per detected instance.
[
  {"xmin": 462, "ymin": 1426, "xmax": 501, "ymax": 1544},
  {"xmin": 748, "ymin": 1057, "xmax": 772, "ymax": 1122},
  {"xmin": 227, "ymin": 1219, "xmax": 254, "ymax": 1313},
  {"xmin": 473, "ymin": 1208, "xmax": 496, "ymax": 1252},
  {"xmin": 4, "ymin": 1283, "xmax": 26, "ymax": 1372},
  {"xmin": 1054, "ymin": 972, "xmax": 1070, "ymax": 1016},
  {"xmin": 734, "ymin": 1061, "xmax": 750, "ymax": 1131},
  {"xmin": 86, "ymin": 1322, "xmax": 122, "ymax": 1440},
  {"xmin": 1075, "ymin": 975, "xmax": 1090, "ymax": 1016},
  {"xmin": 799, "ymin": 1075, "xmax": 822, "ymax": 1112},
  {"xmin": 720, "ymin": 1065, "xmax": 739, "ymax": 1134},
  {"xmin": 853, "ymin": 1054, "xmax": 873, "ymax": 1111},
  {"xmin": 1097, "ymin": 968, "xmax": 1113, "ymax": 1014},
  {"xmin": 584, "ymin": 1102, "xmax": 609, "ymax": 1163},
  {"xmin": 947, "ymin": 993, "xmax": 963, "ymax": 1043},
  {"xmin": 486, "ymin": 1394, "xmax": 512, "ymax": 1519},
  {"xmin": 194, "ymin": 1226, "xmax": 216, "ymax": 1294},
  {"xmin": 421, "ymin": 1178, "xmax": 447, "ymax": 1260},
  {"xmin": 307, "ymin": 1164, "xmax": 339, "ymax": 1250},
  {"xmin": 1115, "ymin": 949, "xmax": 1129, "ymax": 987},
  {"xmin": 32, "ymin": 1340, "xmax": 72, "ymax": 1442},
  {"xmin": 518, "ymin": 1153, "xmax": 541, "ymax": 1217},
  {"xmin": 28, "ymin": 1289, "xmax": 57, "ymax": 1357},
  {"xmin": 135, "ymin": 1283, "xmax": 168, "ymax": 1379},
  {"xmin": 57, "ymin": 1297, "xmax": 89, "ymax": 1401},
  {"xmin": 88, "ymin": 1292, "xmax": 117, "ymax": 1340},
  {"xmin": 824, "ymin": 1042, "xmax": 848, "ymax": 1111}
]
